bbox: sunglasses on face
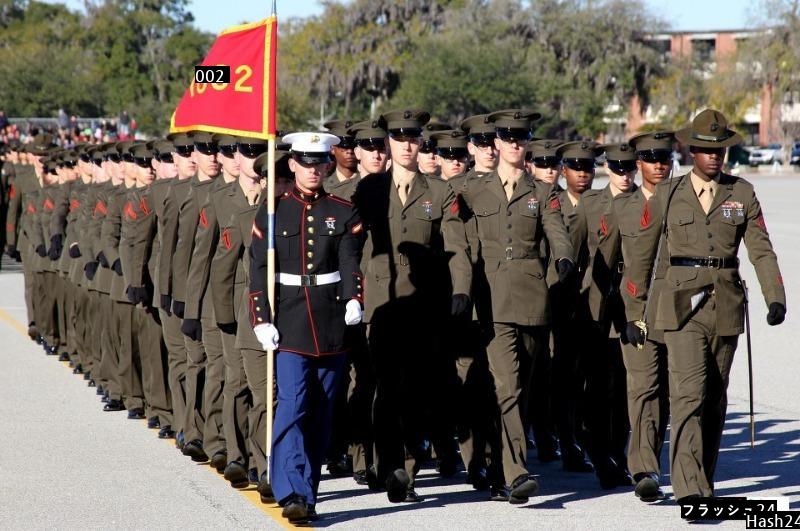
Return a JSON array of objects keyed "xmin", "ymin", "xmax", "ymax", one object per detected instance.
[
  {"xmin": 607, "ymin": 160, "xmax": 638, "ymax": 175},
  {"xmin": 638, "ymin": 151, "xmax": 671, "ymax": 164},
  {"xmin": 157, "ymin": 154, "xmax": 174, "ymax": 163},
  {"xmin": 135, "ymin": 157, "xmax": 153, "ymax": 168}
]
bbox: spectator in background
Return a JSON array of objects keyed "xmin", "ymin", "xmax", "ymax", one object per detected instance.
[
  {"xmin": 0, "ymin": 111, "xmax": 8, "ymax": 132},
  {"xmin": 57, "ymin": 108, "xmax": 69, "ymax": 133},
  {"xmin": 119, "ymin": 110, "xmax": 130, "ymax": 139}
]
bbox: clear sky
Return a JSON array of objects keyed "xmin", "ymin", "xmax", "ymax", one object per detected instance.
[{"xmin": 44, "ymin": 0, "xmax": 756, "ymax": 34}]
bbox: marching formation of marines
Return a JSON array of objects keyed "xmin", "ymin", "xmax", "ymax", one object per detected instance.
[{"xmin": 0, "ymin": 107, "xmax": 786, "ymax": 524}]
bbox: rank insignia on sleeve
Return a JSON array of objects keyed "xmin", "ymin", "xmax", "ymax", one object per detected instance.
[
  {"xmin": 549, "ymin": 197, "xmax": 560, "ymax": 210},
  {"xmin": 599, "ymin": 215, "xmax": 608, "ymax": 236},
  {"xmin": 626, "ymin": 279, "xmax": 638, "ymax": 297},
  {"xmin": 351, "ymin": 222, "xmax": 363, "ymax": 234},
  {"xmin": 251, "ymin": 221, "xmax": 263, "ymax": 240}
]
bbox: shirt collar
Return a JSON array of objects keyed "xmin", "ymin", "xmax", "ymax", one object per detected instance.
[
  {"xmin": 690, "ymin": 171, "xmax": 718, "ymax": 197},
  {"xmin": 567, "ymin": 190, "xmax": 581, "ymax": 208}
]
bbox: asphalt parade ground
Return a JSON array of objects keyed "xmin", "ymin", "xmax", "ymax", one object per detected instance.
[{"xmin": 1, "ymin": 172, "xmax": 799, "ymax": 529}]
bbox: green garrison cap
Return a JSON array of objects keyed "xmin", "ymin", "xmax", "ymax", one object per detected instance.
[
  {"xmin": 600, "ymin": 142, "xmax": 637, "ymax": 162},
  {"xmin": 629, "ymin": 130, "xmax": 675, "ymax": 153},
  {"xmin": 556, "ymin": 140, "xmax": 602, "ymax": 161},
  {"xmin": 192, "ymin": 131, "xmax": 216, "ymax": 145},
  {"xmin": 528, "ymin": 139, "xmax": 562, "ymax": 159},
  {"xmin": 324, "ymin": 119, "xmax": 356, "ymax": 138},
  {"xmin": 379, "ymin": 109, "xmax": 431, "ymax": 135},
  {"xmin": 152, "ymin": 140, "xmax": 176, "ymax": 155},
  {"xmin": 488, "ymin": 108, "xmax": 541, "ymax": 130},
  {"xmin": 253, "ymin": 148, "xmax": 291, "ymax": 176},
  {"xmin": 430, "ymin": 130, "xmax": 469, "ymax": 150},
  {"xmin": 675, "ymin": 109, "xmax": 742, "ymax": 149},
  {"xmin": 348, "ymin": 120, "xmax": 388, "ymax": 145},
  {"xmin": 212, "ymin": 134, "xmax": 238, "ymax": 148},
  {"xmin": 167, "ymin": 132, "xmax": 195, "ymax": 147}
]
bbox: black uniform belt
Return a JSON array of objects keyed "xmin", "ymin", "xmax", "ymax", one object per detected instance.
[{"xmin": 670, "ymin": 256, "xmax": 739, "ymax": 269}]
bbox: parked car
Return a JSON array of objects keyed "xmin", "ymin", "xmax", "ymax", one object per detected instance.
[
  {"xmin": 791, "ymin": 142, "xmax": 800, "ymax": 165},
  {"xmin": 749, "ymin": 143, "xmax": 784, "ymax": 166}
]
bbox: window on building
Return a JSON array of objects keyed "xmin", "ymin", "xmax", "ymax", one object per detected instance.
[{"xmin": 692, "ymin": 39, "xmax": 716, "ymax": 62}]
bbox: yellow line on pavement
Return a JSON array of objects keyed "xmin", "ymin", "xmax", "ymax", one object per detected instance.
[{"xmin": 0, "ymin": 306, "xmax": 297, "ymax": 529}]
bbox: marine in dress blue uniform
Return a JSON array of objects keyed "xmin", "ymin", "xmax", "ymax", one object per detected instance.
[{"xmin": 248, "ymin": 132, "xmax": 365, "ymax": 523}]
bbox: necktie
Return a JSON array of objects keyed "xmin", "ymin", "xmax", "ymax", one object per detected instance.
[
  {"xmin": 398, "ymin": 181, "xmax": 410, "ymax": 205},
  {"xmin": 504, "ymin": 178, "xmax": 517, "ymax": 201},
  {"xmin": 699, "ymin": 184, "xmax": 714, "ymax": 214}
]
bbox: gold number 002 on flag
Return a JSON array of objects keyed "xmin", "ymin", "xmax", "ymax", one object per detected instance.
[{"xmin": 189, "ymin": 65, "xmax": 253, "ymax": 97}]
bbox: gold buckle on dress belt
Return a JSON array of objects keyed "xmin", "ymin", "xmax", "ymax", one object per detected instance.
[
  {"xmin": 399, "ymin": 253, "xmax": 409, "ymax": 266},
  {"xmin": 706, "ymin": 256, "xmax": 722, "ymax": 269},
  {"xmin": 505, "ymin": 247, "xmax": 513, "ymax": 261}
]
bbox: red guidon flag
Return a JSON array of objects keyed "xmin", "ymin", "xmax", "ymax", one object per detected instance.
[{"xmin": 170, "ymin": 16, "xmax": 277, "ymax": 138}]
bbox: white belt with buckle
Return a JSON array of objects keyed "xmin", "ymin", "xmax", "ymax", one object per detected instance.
[{"xmin": 277, "ymin": 271, "xmax": 341, "ymax": 287}]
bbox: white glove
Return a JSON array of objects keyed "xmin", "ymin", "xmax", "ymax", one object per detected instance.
[
  {"xmin": 253, "ymin": 323, "xmax": 280, "ymax": 351},
  {"xmin": 344, "ymin": 299, "xmax": 363, "ymax": 326}
]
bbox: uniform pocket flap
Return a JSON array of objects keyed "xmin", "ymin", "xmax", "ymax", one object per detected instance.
[
  {"xmin": 276, "ymin": 221, "xmax": 300, "ymax": 237},
  {"xmin": 668, "ymin": 266, "xmax": 699, "ymax": 285},
  {"xmin": 675, "ymin": 211, "xmax": 694, "ymax": 225},
  {"xmin": 473, "ymin": 200, "xmax": 500, "ymax": 217}
]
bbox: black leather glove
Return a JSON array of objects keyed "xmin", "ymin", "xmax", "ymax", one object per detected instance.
[
  {"xmin": 126, "ymin": 286, "xmax": 147, "ymax": 305},
  {"xmin": 160, "ymin": 294, "xmax": 172, "ymax": 315},
  {"xmin": 48, "ymin": 234, "xmax": 63, "ymax": 260},
  {"xmin": 172, "ymin": 300, "xmax": 185, "ymax": 319},
  {"xmin": 35, "ymin": 244, "xmax": 46, "ymax": 257},
  {"xmin": 625, "ymin": 321, "xmax": 645, "ymax": 349},
  {"xmin": 181, "ymin": 318, "xmax": 202, "ymax": 341},
  {"xmin": 112, "ymin": 259, "xmax": 123, "ymax": 276},
  {"xmin": 218, "ymin": 322, "xmax": 237, "ymax": 334},
  {"xmin": 450, "ymin": 293, "xmax": 471, "ymax": 319},
  {"xmin": 556, "ymin": 258, "xmax": 575, "ymax": 284},
  {"xmin": 84, "ymin": 261, "xmax": 98, "ymax": 280},
  {"xmin": 767, "ymin": 302, "xmax": 786, "ymax": 326},
  {"xmin": 68, "ymin": 244, "xmax": 81, "ymax": 258},
  {"xmin": 97, "ymin": 251, "xmax": 109, "ymax": 268}
]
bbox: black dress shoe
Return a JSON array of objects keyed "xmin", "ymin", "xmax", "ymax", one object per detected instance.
[
  {"xmin": 307, "ymin": 505, "xmax": 319, "ymax": 521},
  {"xmin": 467, "ymin": 467, "xmax": 489, "ymax": 491},
  {"xmin": 29, "ymin": 325, "xmax": 39, "ymax": 342},
  {"xmin": 224, "ymin": 460, "xmax": 249, "ymax": 488},
  {"xmin": 248, "ymin": 468, "xmax": 259, "ymax": 485},
  {"xmin": 437, "ymin": 456, "xmax": 459, "ymax": 478},
  {"xmin": 127, "ymin": 408, "xmax": 145, "ymax": 420},
  {"xmin": 35, "ymin": 334, "xmax": 43, "ymax": 345},
  {"xmin": 83, "ymin": 371, "xmax": 91, "ymax": 381},
  {"xmin": 509, "ymin": 474, "xmax": 539, "ymax": 505},
  {"xmin": 175, "ymin": 431, "xmax": 185, "ymax": 450},
  {"xmin": 103, "ymin": 399, "xmax": 125, "ymax": 412},
  {"xmin": 281, "ymin": 495, "xmax": 309, "ymax": 523},
  {"xmin": 258, "ymin": 473, "xmax": 275, "ymax": 503},
  {"xmin": 73, "ymin": 364, "xmax": 83, "ymax": 374},
  {"xmin": 538, "ymin": 445, "xmax": 562, "ymax": 463},
  {"xmin": 386, "ymin": 468, "xmax": 411, "ymax": 503},
  {"xmin": 211, "ymin": 451, "xmax": 228, "ymax": 473},
  {"xmin": 366, "ymin": 465, "xmax": 381, "ymax": 491},
  {"xmin": 404, "ymin": 487, "xmax": 422, "ymax": 503},
  {"xmin": 490, "ymin": 485, "xmax": 510, "ymax": 502},
  {"xmin": 100, "ymin": 393, "xmax": 109, "ymax": 403},
  {"xmin": 182, "ymin": 439, "xmax": 208, "ymax": 462},
  {"xmin": 87, "ymin": 379, "xmax": 96, "ymax": 387},
  {"xmin": 353, "ymin": 470, "xmax": 368, "ymax": 485},
  {"xmin": 634, "ymin": 473, "xmax": 665, "ymax": 502},
  {"xmin": 326, "ymin": 456, "xmax": 351, "ymax": 477},
  {"xmin": 147, "ymin": 416, "xmax": 160, "ymax": 429},
  {"xmin": 58, "ymin": 352, "xmax": 70, "ymax": 362},
  {"xmin": 96, "ymin": 385, "xmax": 104, "ymax": 396},
  {"xmin": 562, "ymin": 444, "xmax": 594, "ymax": 473},
  {"xmin": 158, "ymin": 426, "xmax": 176, "ymax": 439},
  {"xmin": 596, "ymin": 458, "xmax": 634, "ymax": 490}
]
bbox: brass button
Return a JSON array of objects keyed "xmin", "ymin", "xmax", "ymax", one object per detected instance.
[
  {"xmin": 308, "ymin": 227, "xmax": 314, "ymax": 234},
  {"xmin": 256, "ymin": 306, "xmax": 261, "ymax": 311},
  {"xmin": 257, "ymin": 317, "xmax": 263, "ymax": 322},
  {"xmin": 282, "ymin": 230, "xmax": 287, "ymax": 236},
  {"xmin": 306, "ymin": 263, "xmax": 313, "ymax": 270},
  {"xmin": 307, "ymin": 216, "xmax": 314, "ymax": 222},
  {"xmin": 253, "ymin": 296, "xmax": 258, "ymax": 301},
  {"xmin": 306, "ymin": 205, "xmax": 312, "ymax": 211},
  {"xmin": 307, "ymin": 251, "xmax": 313, "ymax": 258},
  {"xmin": 308, "ymin": 239, "xmax": 314, "ymax": 246}
]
